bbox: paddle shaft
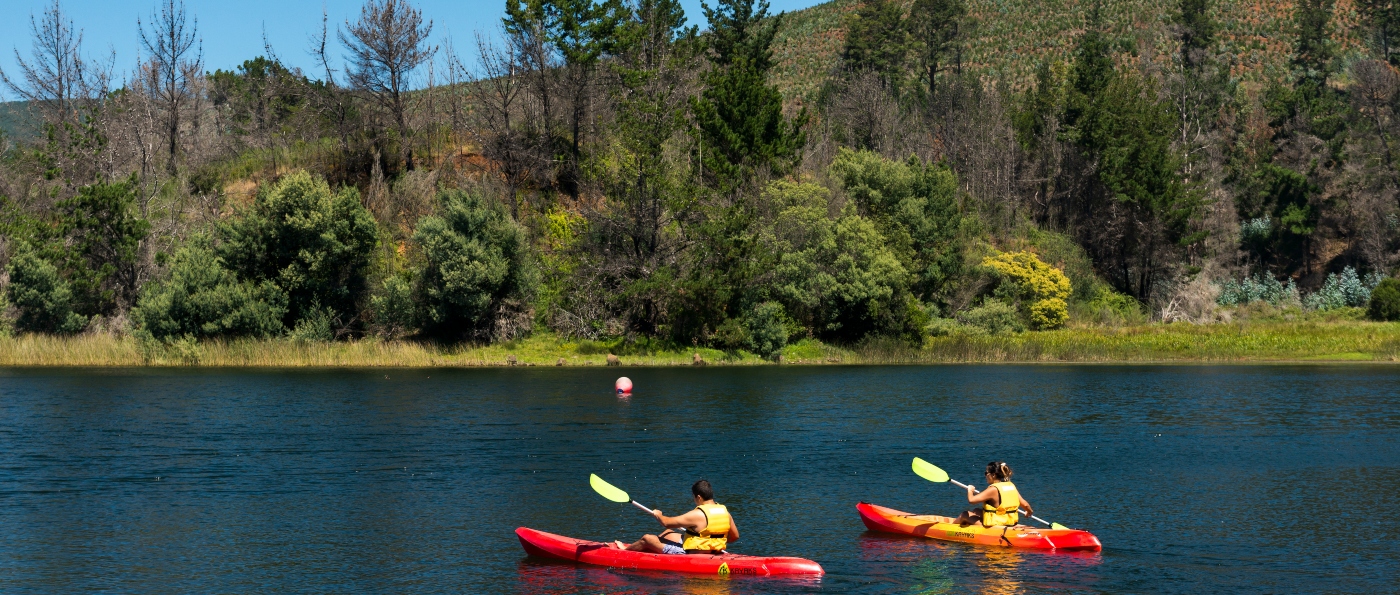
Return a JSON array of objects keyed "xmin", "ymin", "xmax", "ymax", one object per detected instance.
[
  {"xmin": 631, "ymin": 501, "xmax": 655, "ymax": 515},
  {"xmin": 948, "ymin": 478, "xmax": 1054, "ymax": 528}
]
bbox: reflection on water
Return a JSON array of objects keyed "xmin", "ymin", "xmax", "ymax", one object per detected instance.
[{"xmin": 0, "ymin": 365, "xmax": 1395, "ymax": 594}]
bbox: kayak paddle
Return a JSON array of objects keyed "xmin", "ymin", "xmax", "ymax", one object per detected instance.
[
  {"xmin": 590, "ymin": 473, "xmax": 657, "ymax": 515},
  {"xmin": 911, "ymin": 457, "xmax": 1070, "ymax": 531}
]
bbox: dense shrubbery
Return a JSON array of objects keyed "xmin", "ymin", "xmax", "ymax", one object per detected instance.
[
  {"xmin": 1369, "ymin": 278, "xmax": 1400, "ymax": 321},
  {"xmin": 412, "ymin": 189, "xmax": 533, "ymax": 341},
  {"xmin": 5, "ymin": 248, "xmax": 88, "ymax": 334},
  {"xmin": 1303, "ymin": 267, "xmax": 1383, "ymax": 311},
  {"xmin": 218, "ymin": 172, "xmax": 379, "ymax": 330},
  {"xmin": 981, "ymin": 251, "xmax": 1072, "ymax": 330},
  {"xmin": 131, "ymin": 242, "xmax": 288, "ymax": 341},
  {"xmin": 1217, "ymin": 274, "xmax": 1300, "ymax": 306}
]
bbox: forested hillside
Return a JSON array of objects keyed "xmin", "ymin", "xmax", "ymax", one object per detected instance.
[{"xmin": 3, "ymin": 0, "xmax": 1400, "ymax": 360}]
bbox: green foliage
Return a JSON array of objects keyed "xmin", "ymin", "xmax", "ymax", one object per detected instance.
[
  {"xmin": 6, "ymin": 248, "xmax": 88, "ymax": 334},
  {"xmin": 959, "ymin": 299, "xmax": 1024, "ymax": 334},
  {"xmin": 290, "ymin": 304, "xmax": 336, "ymax": 342},
  {"xmin": 693, "ymin": 0, "xmax": 807, "ymax": 191},
  {"xmin": 745, "ymin": 300, "xmax": 790, "ymax": 359},
  {"xmin": 1175, "ymin": 0, "xmax": 1217, "ymax": 68},
  {"xmin": 56, "ymin": 175, "xmax": 151, "ymax": 315},
  {"xmin": 130, "ymin": 241, "xmax": 288, "ymax": 341},
  {"xmin": 910, "ymin": 0, "xmax": 968, "ymax": 88},
  {"xmin": 1292, "ymin": 0, "xmax": 1336, "ymax": 90},
  {"xmin": 219, "ymin": 171, "xmax": 379, "ymax": 328},
  {"xmin": 981, "ymin": 250, "xmax": 1072, "ymax": 329},
  {"xmin": 413, "ymin": 189, "xmax": 533, "ymax": 340},
  {"xmin": 369, "ymin": 274, "xmax": 417, "ymax": 339},
  {"xmin": 1217, "ymin": 274, "xmax": 1300, "ymax": 306},
  {"xmin": 829, "ymin": 149, "xmax": 965, "ymax": 302},
  {"xmin": 1368, "ymin": 278, "xmax": 1400, "ymax": 320},
  {"xmin": 842, "ymin": 0, "xmax": 910, "ymax": 80},
  {"xmin": 758, "ymin": 181, "xmax": 912, "ymax": 342},
  {"xmin": 1305, "ymin": 267, "xmax": 1385, "ymax": 311}
]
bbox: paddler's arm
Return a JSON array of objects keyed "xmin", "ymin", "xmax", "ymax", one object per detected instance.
[
  {"xmin": 966, "ymin": 484, "xmax": 997, "ymax": 505},
  {"xmin": 1019, "ymin": 496, "xmax": 1033, "ymax": 517},
  {"xmin": 651, "ymin": 508, "xmax": 705, "ymax": 530},
  {"xmin": 727, "ymin": 518, "xmax": 739, "ymax": 543}
]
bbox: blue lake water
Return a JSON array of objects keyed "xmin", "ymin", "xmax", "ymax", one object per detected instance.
[{"xmin": 0, "ymin": 365, "xmax": 1396, "ymax": 594}]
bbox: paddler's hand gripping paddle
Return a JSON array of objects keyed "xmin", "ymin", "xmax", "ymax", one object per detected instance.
[
  {"xmin": 590, "ymin": 473, "xmax": 657, "ymax": 515},
  {"xmin": 912, "ymin": 457, "xmax": 1070, "ymax": 530}
]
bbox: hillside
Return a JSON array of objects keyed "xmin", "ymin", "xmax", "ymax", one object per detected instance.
[{"xmin": 768, "ymin": 0, "xmax": 1371, "ymax": 103}]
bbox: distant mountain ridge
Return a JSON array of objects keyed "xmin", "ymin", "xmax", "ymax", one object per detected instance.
[
  {"xmin": 0, "ymin": 101, "xmax": 39, "ymax": 142},
  {"xmin": 767, "ymin": 0, "xmax": 1370, "ymax": 103}
]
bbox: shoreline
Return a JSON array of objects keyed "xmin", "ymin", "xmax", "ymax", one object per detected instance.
[{"xmin": 1, "ymin": 320, "xmax": 1398, "ymax": 367}]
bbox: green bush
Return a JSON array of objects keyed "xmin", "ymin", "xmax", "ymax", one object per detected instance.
[
  {"xmin": 131, "ymin": 242, "xmax": 288, "ymax": 341},
  {"xmin": 6, "ymin": 249, "xmax": 88, "ymax": 334},
  {"xmin": 1304, "ymin": 267, "xmax": 1383, "ymax": 311},
  {"xmin": 745, "ymin": 301, "xmax": 790, "ymax": 360},
  {"xmin": 960, "ymin": 299, "xmax": 1024, "ymax": 334},
  {"xmin": 290, "ymin": 304, "xmax": 336, "ymax": 342},
  {"xmin": 760, "ymin": 181, "xmax": 913, "ymax": 342},
  {"xmin": 1369, "ymin": 278, "xmax": 1400, "ymax": 321},
  {"xmin": 413, "ymin": 189, "xmax": 533, "ymax": 340},
  {"xmin": 219, "ymin": 171, "xmax": 378, "ymax": 328},
  {"xmin": 369, "ymin": 274, "xmax": 417, "ymax": 339},
  {"xmin": 1029, "ymin": 297, "xmax": 1069, "ymax": 329},
  {"xmin": 57, "ymin": 176, "xmax": 150, "ymax": 316}
]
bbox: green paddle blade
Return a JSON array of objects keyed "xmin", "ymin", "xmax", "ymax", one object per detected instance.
[
  {"xmin": 912, "ymin": 457, "xmax": 950, "ymax": 483},
  {"xmin": 590, "ymin": 473, "xmax": 631, "ymax": 503},
  {"xmin": 1051, "ymin": 522, "xmax": 1070, "ymax": 530}
]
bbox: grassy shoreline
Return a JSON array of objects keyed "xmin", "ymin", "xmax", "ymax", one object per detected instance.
[{"xmin": 1, "ymin": 320, "xmax": 1399, "ymax": 367}]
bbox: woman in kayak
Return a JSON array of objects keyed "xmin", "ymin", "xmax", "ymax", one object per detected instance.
[
  {"xmin": 955, "ymin": 461, "xmax": 1034, "ymax": 528},
  {"xmin": 613, "ymin": 479, "xmax": 740, "ymax": 554}
]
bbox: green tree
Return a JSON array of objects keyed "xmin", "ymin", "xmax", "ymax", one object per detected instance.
[
  {"xmin": 1293, "ymin": 0, "xmax": 1336, "ymax": 92},
  {"xmin": 842, "ymin": 0, "xmax": 910, "ymax": 82},
  {"xmin": 218, "ymin": 171, "xmax": 378, "ymax": 329},
  {"xmin": 1174, "ymin": 0, "xmax": 1216, "ymax": 70},
  {"xmin": 413, "ymin": 189, "xmax": 533, "ymax": 340},
  {"xmin": 131, "ymin": 241, "xmax": 288, "ymax": 341},
  {"xmin": 692, "ymin": 0, "xmax": 806, "ymax": 191},
  {"xmin": 1369, "ymin": 277, "xmax": 1400, "ymax": 320},
  {"xmin": 829, "ymin": 149, "xmax": 966, "ymax": 302},
  {"xmin": 1359, "ymin": 0, "xmax": 1400, "ymax": 64},
  {"xmin": 909, "ymin": 0, "xmax": 967, "ymax": 94},
  {"xmin": 5, "ymin": 247, "xmax": 88, "ymax": 334},
  {"xmin": 756, "ymin": 181, "xmax": 913, "ymax": 342},
  {"xmin": 55, "ymin": 175, "xmax": 151, "ymax": 316}
]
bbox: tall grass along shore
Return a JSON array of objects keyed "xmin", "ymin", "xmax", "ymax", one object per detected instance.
[{"xmin": 3, "ymin": 320, "xmax": 1398, "ymax": 367}]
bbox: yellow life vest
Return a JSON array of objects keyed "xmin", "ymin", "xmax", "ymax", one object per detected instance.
[
  {"xmin": 982, "ymin": 482, "xmax": 1021, "ymax": 527},
  {"xmin": 681, "ymin": 503, "xmax": 731, "ymax": 552}
]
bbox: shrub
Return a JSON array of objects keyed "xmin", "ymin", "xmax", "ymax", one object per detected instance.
[
  {"xmin": 413, "ymin": 189, "xmax": 533, "ymax": 340},
  {"xmin": 131, "ymin": 242, "xmax": 288, "ymax": 341},
  {"xmin": 1217, "ymin": 274, "xmax": 1298, "ymax": 306},
  {"xmin": 981, "ymin": 250, "xmax": 1072, "ymax": 329},
  {"xmin": 1369, "ymin": 278, "xmax": 1400, "ymax": 321},
  {"xmin": 6, "ymin": 249, "xmax": 88, "ymax": 334},
  {"xmin": 1304, "ymin": 267, "xmax": 1383, "ymax": 311},
  {"xmin": 926, "ymin": 316, "xmax": 985, "ymax": 337},
  {"xmin": 219, "ymin": 171, "xmax": 378, "ymax": 328},
  {"xmin": 960, "ymin": 299, "xmax": 1024, "ymax": 334},
  {"xmin": 290, "ymin": 305, "xmax": 336, "ymax": 342},
  {"xmin": 369, "ymin": 274, "xmax": 417, "ymax": 339},
  {"xmin": 745, "ymin": 301, "xmax": 790, "ymax": 360},
  {"xmin": 57, "ymin": 176, "xmax": 150, "ymax": 316},
  {"xmin": 1029, "ymin": 297, "xmax": 1069, "ymax": 329}
]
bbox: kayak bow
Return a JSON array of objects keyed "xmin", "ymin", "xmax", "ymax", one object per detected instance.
[
  {"xmin": 856, "ymin": 502, "xmax": 1101, "ymax": 550},
  {"xmin": 516, "ymin": 527, "xmax": 825, "ymax": 576}
]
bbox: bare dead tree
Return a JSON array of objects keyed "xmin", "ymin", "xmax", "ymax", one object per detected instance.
[
  {"xmin": 473, "ymin": 31, "xmax": 540, "ymax": 218},
  {"xmin": 138, "ymin": 0, "xmax": 202, "ymax": 176},
  {"xmin": 340, "ymin": 0, "xmax": 434, "ymax": 170},
  {"xmin": 0, "ymin": 0, "xmax": 111, "ymax": 128}
]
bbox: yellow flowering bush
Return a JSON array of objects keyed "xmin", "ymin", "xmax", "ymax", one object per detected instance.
[{"xmin": 981, "ymin": 250, "xmax": 1072, "ymax": 330}]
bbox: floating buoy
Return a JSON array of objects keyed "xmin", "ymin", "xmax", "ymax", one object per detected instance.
[{"xmin": 615, "ymin": 377, "xmax": 633, "ymax": 394}]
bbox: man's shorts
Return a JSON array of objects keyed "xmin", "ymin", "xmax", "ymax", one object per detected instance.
[{"xmin": 661, "ymin": 542, "xmax": 685, "ymax": 555}]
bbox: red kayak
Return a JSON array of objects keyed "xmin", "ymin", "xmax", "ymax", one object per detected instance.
[
  {"xmin": 857, "ymin": 502, "xmax": 1102, "ymax": 550},
  {"xmin": 515, "ymin": 527, "xmax": 825, "ymax": 576}
]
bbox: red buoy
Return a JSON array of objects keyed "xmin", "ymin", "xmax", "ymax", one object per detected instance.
[{"xmin": 615, "ymin": 377, "xmax": 633, "ymax": 394}]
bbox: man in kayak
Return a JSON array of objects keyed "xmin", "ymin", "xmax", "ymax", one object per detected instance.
[
  {"xmin": 955, "ymin": 461, "xmax": 1034, "ymax": 528},
  {"xmin": 612, "ymin": 479, "xmax": 740, "ymax": 554}
]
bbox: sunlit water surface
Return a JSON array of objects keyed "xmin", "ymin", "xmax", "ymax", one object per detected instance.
[{"xmin": 0, "ymin": 366, "xmax": 1396, "ymax": 594}]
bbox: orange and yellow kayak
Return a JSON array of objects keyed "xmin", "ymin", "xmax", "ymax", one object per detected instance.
[{"xmin": 856, "ymin": 502, "xmax": 1101, "ymax": 550}]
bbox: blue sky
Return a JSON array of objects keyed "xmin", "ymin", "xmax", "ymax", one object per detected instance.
[{"xmin": 0, "ymin": 0, "xmax": 827, "ymax": 99}]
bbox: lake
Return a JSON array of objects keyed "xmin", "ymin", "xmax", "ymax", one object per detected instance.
[{"xmin": 0, "ymin": 365, "xmax": 1395, "ymax": 594}]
